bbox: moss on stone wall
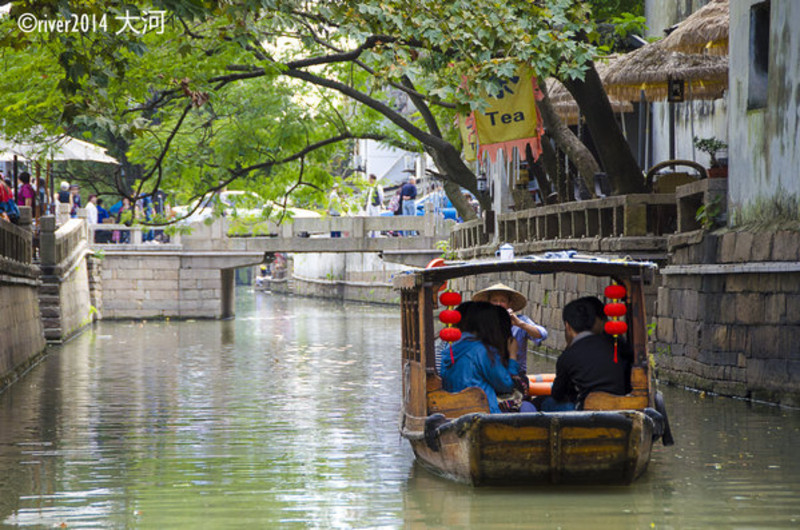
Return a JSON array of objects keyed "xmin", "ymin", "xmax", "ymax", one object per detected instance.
[{"xmin": 730, "ymin": 190, "xmax": 800, "ymax": 231}]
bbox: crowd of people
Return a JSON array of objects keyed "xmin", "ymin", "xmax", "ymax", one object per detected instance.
[
  {"xmin": 0, "ymin": 169, "xmax": 172, "ymax": 245},
  {"xmin": 1, "ymin": 170, "xmax": 89, "ymax": 224},
  {"xmin": 0, "ymin": 170, "xmax": 44, "ymax": 223},
  {"xmin": 438, "ymin": 283, "xmax": 631, "ymax": 415}
]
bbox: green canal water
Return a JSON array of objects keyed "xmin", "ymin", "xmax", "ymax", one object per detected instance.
[{"xmin": 1, "ymin": 289, "xmax": 799, "ymax": 528}]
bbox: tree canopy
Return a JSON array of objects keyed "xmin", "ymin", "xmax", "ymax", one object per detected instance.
[{"xmin": 1, "ymin": 0, "xmax": 643, "ymax": 221}]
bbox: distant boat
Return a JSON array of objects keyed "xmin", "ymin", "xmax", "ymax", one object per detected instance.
[{"xmin": 393, "ymin": 255, "xmax": 673, "ymax": 486}]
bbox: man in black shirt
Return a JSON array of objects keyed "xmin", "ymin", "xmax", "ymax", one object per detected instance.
[
  {"xmin": 539, "ymin": 297, "xmax": 628, "ymax": 411},
  {"xmin": 399, "ymin": 176, "xmax": 417, "ymax": 236}
]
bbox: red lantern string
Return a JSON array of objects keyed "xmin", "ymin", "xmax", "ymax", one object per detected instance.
[
  {"xmin": 604, "ymin": 283, "xmax": 627, "ymax": 363},
  {"xmin": 438, "ymin": 290, "xmax": 463, "ymax": 365},
  {"xmin": 440, "ymin": 291, "xmax": 461, "ymax": 307},
  {"xmin": 604, "ymin": 284, "xmax": 627, "ymax": 300}
]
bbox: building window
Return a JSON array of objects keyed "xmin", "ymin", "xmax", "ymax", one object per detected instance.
[{"xmin": 748, "ymin": 1, "xmax": 770, "ymax": 110}]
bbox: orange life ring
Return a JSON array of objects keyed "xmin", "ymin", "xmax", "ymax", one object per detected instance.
[
  {"xmin": 426, "ymin": 257, "xmax": 448, "ymax": 292},
  {"xmin": 426, "ymin": 258, "xmax": 446, "ymax": 269},
  {"xmin": 527, "ymin": 373, "xmax": 555, "ymax": 396},
  {"xmin": 528, "ymin": 382, "xmax": 553, "ymax": 396}
]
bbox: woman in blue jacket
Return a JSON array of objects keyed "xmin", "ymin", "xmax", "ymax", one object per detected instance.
[{"xmin": 440, "ymin": 302, "xmax": 535, "ymax": 413}]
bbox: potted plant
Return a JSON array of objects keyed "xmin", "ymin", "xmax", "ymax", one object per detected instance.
[{"xmin": 693, "ymin": 136, "xmax": 728, "ymax": 178}]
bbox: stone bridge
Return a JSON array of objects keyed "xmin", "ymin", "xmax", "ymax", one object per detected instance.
[{"xmin": 91, "ymin": 213, "xmax": 451, "ymax": 320}]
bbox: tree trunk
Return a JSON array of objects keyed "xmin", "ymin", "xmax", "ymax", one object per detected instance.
[
  {"xmin": 562, "ymin": 61, "xmax": 645, "ymax": 195},
  {"xmin": 427, "ymin": 144, "xmax": 486, "ymax": 221},
  {"xmin": 538, "ymin": 134, "xmax": 562, "ymax": 202},
  {"xmin": 536, "ymin": 85, "xmax": 600, "ymax": 197},
  {"xmin": 442, "ymin": 180, "xmax": 476, "ymax": 220}
]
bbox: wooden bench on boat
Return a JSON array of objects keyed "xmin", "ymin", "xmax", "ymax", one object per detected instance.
[
  {"xmin": 426, "ymin": 374, "xmax": 491, "ymax": 417},
  {"xmin": 583, "ymin": 366, "xmax": 650, "ymax": 411},
  {"xmin": 426, "ymin": 366, "xmax": 650, "ymax": 418}
]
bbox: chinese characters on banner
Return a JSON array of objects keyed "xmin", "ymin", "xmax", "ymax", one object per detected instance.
[{"xmin": 458, "ymin": 65, "xmax": 544, "ymax": 164}]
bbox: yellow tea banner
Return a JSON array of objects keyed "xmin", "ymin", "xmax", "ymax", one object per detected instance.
[{"xmin": 470, "ymin": 65, "xmax": 544, "ymax": 163}]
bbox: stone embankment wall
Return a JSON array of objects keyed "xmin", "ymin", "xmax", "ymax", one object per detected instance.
[
  {"xmin": 653, "ymin": 230, "xmax": 800, "ymax": 407},
  {"xmin": 446, "ymin": 229, "xmax": 800, "ymax": 407},
  {"xmin": 290, "ymin": 252, "xmax": 406, "ymax": 305},
  {"xmin": 100, "ymin": 253, "xmax": 225, "ymax": 319},
  {"xmin": 38, "ymin": 217, "xmax": 94, "ymax": 342},
  {"xmin": 0, "ymin": 211, "xmax": 46, "ymax": 391}
]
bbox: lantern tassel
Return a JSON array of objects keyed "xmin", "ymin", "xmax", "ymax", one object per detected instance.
[
  {"xmin": 449, "ymin": 344, "xmax": 455, "ymax": 365},
  {"xmin": 614, "ymin": 338, "xmax": 618, "ymax": 363}
]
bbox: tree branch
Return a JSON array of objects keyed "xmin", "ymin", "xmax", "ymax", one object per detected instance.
[{"xmin": 282, "ymin": 67, "xmax": 452, "ymax": 153}]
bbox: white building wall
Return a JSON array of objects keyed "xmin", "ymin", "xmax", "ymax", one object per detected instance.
[
  {"xmin": 727, "ymin": 0, "xmax": 800, "ymax": 225},
  {"xmin": 649, "ymin": 99, "xmax": 729, "ymax": 168},
  {"xmin": 357, "ymin": 139, "xmax": 410, "ymax": 185},
  {"xmin": 644, "ymin": 1, "xmax": 729, "ymax": 170}
]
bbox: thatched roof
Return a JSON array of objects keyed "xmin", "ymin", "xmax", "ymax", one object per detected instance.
[
  {"xmin": 546, "ymin": 79, "xmax": 633, "ymax": 125},
  {"xmin": 603, "ymin": 40, "xmax": 728, "ymax": 102},
  {"xmin": 661, "ymin": 0, "xmax": 729, "ymax": 56},
  {"xmin": 545, "ymin": 55, "xmax": 633, "ymax": 124}
]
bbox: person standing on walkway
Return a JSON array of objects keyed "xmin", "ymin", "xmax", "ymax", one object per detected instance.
[
  {"xmin": 400, "ymin": 176, "xmax": 417, "ymax": 236},
  {"xmin": 364, "ymin": 174, "xmax": 384, "ymax": 237},
  {"xmin": 16, "ymin": 172, "xmax": 36, "ymax": 210},
  {"xmin": 57, "ymin": 181, "xmax": 71, "ymax": 205},
  {"xmin": 86, "ymin": 194, "xmax": 99, "ymax": 225},
  {"xmin": 364, "ymin": 174, "xmax": 384, "ymax": 216},
  {"xmin": 69, "ymin": 184, "xmax": 81, "ymax": 217},
  {"xmin": 328, "ymin": 185, "xmax": 342, "ymax": 238}
]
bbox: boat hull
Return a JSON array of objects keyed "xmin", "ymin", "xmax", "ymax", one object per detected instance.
[{"xmin": 404, "ymin": 410, "xmax": 654, "ymax": 486}]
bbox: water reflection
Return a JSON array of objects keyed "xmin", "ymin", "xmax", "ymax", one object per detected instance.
[{"xmin": 0, "ymin": 289, "xmax": 799, "ymax": 528}]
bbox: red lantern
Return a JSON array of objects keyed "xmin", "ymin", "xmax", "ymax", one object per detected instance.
[
  {"xmin": 604, "ymin": 302, "xmax": 627, "ymax": 318},
  {"xmin": 440, "ymin": 327, "xmax": 462, "ymax": 342},
  {"xmin": 604, "ymin": 320, "xmax": 628, "ymax": 336},
  {"xmin": 604, "ymin": 284, "xmax": 627, "ymax": 300},
  {"xmin": 439, "ymin": 291, "xmax": 462, "ymax": 307},
  {"xmin": 439, "ymin": 309, "xmax": 462, "ymax": 325}
]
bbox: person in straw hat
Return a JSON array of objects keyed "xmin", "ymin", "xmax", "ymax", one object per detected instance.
[{"xmin": 472, "ymin": 283, "xmax": 548, "ymax": 376}]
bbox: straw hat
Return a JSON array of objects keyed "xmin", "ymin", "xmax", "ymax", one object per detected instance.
[{"xmin": 472, "ymin": 283, "xmax": 527, "ymax": 312}]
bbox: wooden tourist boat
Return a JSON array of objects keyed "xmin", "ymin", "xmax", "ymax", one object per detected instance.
[{"xmin": 393, "ymin": 255, "xmax": 673, "ymax": 486}]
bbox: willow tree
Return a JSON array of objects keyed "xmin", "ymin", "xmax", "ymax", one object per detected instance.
[{"xmin": 1, "ymin": 0, "xmax": 644, "ymax": 220}]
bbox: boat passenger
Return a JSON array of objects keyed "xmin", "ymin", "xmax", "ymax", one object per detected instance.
[
  {"xmin": 472, "ymin": 283, "xmax": 548, "ymax": 376},
  {"xmin": 577, "ymin": 295, "xmax": 634, "ymax": 393},
  {"xmin": 539, "ymin": 298, "xmax": 628, "ymax": 412},
  {"xmin": 439, "ymin": 301, "xmax": 536, "ymax": 413}
]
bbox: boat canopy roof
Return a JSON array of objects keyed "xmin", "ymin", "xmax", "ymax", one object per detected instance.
[{"xmin": 393, "ymin": 252, "xmax": 658, "ymax": 290}]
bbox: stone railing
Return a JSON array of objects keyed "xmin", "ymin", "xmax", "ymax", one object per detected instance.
[
  {"xmin": 0, "ymin": 216, "xmax": 33, "ymax": 266},
  {"xmin": 39, "ymin": 216, "xmax": 89, "ymax": 268},
  {"xmin": 0, "ymin": 206, "xmax": 45, "ymax": 392},
  {"xmin": 89, "ymin": 223, "xmax": 181, "ymax": 247},
  {"xmin": 275, "ymin": 213, "xmax": 444, "ymax": 238},
  {"xmin": 89, "ymin": 213, "xmax": 446, "ymax": 250},
  {"xmin": 451, "ymin": 193, "xmax": 678, "ymax": 252}
]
